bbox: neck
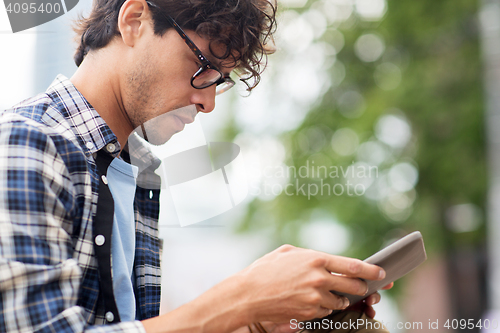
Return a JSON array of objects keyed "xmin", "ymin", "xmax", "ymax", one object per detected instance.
[{"xmin": 70, "ymin": 47, "xmax": 133, "ymax": 150}]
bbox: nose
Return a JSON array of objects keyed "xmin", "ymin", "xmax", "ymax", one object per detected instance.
[{"xmin": 191, "ymin": 85, "xmax": 216, "ymax": 114}]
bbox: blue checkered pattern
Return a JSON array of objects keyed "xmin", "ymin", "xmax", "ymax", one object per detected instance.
[{"xmin": 0, "ymin": 75, "xmax": 161, "ymax": 332}]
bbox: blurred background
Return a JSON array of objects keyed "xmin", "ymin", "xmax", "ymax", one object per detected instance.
[{"xmin": 0, "ymin": 0, "xmax": 497, "ymax": 332}]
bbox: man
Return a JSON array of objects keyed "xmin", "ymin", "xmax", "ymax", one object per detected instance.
[{"xmin": 0, "ymin": 0, "xmax": 392, "ymax": 332}]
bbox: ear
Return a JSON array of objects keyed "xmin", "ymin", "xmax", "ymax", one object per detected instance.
[{"xmin": 117, "ymin": 0, "xmax": 151, "ymax": 47}]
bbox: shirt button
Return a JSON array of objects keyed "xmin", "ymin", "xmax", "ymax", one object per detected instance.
[
  {"xmin": 95, "ymin": 235, "xmax": 105, "ymax": 246},
  {"xmin": 106, "ymin": 143, "xmax": 116, "ymax": 153},
  {"xmin": 101, "ymin": 175, "xmax": 108, "ymax": 185},
  {"xmin": 105, "ymin": 311, "xmax": 115, "ymax": 322},
  {"xmin": 86, "ymin": 142, "xmax": 94, "ymax": 150}
]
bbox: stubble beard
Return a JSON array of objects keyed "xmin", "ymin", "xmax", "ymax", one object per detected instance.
[
  {"xmin": 123, "ymin": 53, "xmax": 159, "ymax": 131},
  {"xmin": 123, "ymin": 52, "xmax": 192, "ymax": 145}
]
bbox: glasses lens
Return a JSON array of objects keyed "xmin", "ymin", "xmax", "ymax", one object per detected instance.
[
  {"xmin": 216, "ymin": 80, "xmax": 235, "ymax": 95},
  {"xmin": 192, "ymin": 68, "xmax": 222, "ymax": 88}
]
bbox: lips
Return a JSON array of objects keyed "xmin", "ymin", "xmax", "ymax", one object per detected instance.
[
  {"xmin": 167, "ymin": 104, "xmax": 198, "ymax": 129},
  {"xmin": 174, "ymin": 115, "xmax": 195, "ymax": 124},
  {"xmin": 172, "ymin": 116, "xmax": 186, "ymax": 132}
]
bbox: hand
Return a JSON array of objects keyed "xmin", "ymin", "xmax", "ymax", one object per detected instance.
[
  {"xmin": 243, "ymin": 283, "xmax": 394, "ymax": 333},
  {"xmin": 346, "ymin": 282, "xmax": 394, "ymax": 318},
  {"xmin": 236, "ymin": 245, "xmax": 387, "ymax": 324}
]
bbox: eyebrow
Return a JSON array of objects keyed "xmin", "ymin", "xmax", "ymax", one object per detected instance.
[
  {"xmin": 184, "ymin": 32, "xmax": 232, "ymax": 76},
  {"xmin": 204, "ymin": 51, "xmax": 224, "ymax": 72},
  {"xmin": 203, "ymin": 51, "xmax": 233, "ymax": 76}
]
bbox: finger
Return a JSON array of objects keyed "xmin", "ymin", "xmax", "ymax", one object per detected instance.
[
  {"xmin": 323, "ymin": 255, "xmax": 386, "ymax": 281},
  {"xmin": 272, "ymin": 322, "xmax": 303, "ymax": 333},
  {"xmin": 365, "ymin": 293, "xmax": 381, "ymax": 306},
  {"xmin": 319, "ymin": 306, "xmax": 334, "ymax": 318},
  {"xmin": 320, "ymin": 290, "xmax": 350, "ymax": 311},
  {"xmin": 364, "ymin": 305, "xmax": 376, "ymax": 319},
  {"xmin": 324, "ymin": 273, "xmax": 369, "ymax": 296},
  {"xmin": 381, "ymin": 282, "xmax": 394, "ymax": 290}
]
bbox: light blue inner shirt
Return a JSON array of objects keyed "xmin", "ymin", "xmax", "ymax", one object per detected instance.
[{"xmin": 107, "ymin": 157, "xmax": 139, "ymax": 322}]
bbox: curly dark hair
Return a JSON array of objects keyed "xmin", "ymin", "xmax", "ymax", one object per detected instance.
[{"xmin": 73, "ymin": 0, "xmax": 277, "ymax": 91}]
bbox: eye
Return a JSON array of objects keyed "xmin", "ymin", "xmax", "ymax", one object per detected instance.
[{"xmin": 196, "ymin": 69, "xmax": 211, "ymax": 78}]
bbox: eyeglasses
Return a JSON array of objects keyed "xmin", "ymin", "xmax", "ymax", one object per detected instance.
[{"xmin": 146, "ymin": 1, "xmax": 235, "ymax": 95}]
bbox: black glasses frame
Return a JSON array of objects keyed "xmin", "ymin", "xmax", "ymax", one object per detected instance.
[{"xmin": 146, "ymin": 1, "xmax": 235, "ymax": 94}]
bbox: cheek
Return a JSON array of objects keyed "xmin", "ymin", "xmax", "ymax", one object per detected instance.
[
  {"xmin": 153, "ymin": 68, "xmax": 196, "ymax": 105},
  {"xmin": 150, "ymin": 79, "xmax": 189, "ymax": 111},
  {"xmin": 136, "ymin": 53, "xmax": 199, "ymax": 116}
]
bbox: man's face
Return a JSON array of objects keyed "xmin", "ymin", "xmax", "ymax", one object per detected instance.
[{"xmin": 121, "ymin": 24, "xmax": 235, "ymax": 142}]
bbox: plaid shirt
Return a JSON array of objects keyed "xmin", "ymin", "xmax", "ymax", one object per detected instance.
[{"xmin": 0, "ymin": 75, "xmax": 162, "ymax": 332}]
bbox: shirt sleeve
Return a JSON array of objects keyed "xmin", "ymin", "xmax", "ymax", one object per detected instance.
[{"xmin": 0, "ymin": 115, "xmax": 146, "ymax": 333}]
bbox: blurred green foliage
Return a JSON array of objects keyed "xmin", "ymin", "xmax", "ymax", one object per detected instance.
[{"xmin": 233, "ymin": 0, "xmax": 486, "ymax": 279}]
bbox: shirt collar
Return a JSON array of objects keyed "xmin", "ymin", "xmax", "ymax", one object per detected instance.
[{"xmin": 45, "ymin": 75, "xmax": 121, "ymax": 158}]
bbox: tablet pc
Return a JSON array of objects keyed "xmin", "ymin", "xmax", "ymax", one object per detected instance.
[{"xmin": 336, "ymin": 231, "xmax": 427, "ymax": 307}]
